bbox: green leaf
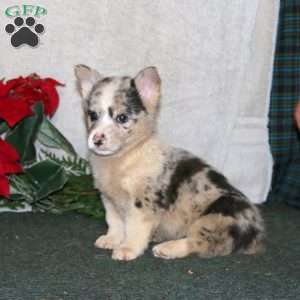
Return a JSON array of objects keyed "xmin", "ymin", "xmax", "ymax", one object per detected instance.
[
  {"xmin": 6, "ymin": 172, "xmax": 104, "ymax": 218},
  {"xmin": 40, "ymin": 149, "xmax": 90, "ymax": 176},
  {"xmin": 9, "ymin": 174, "xmax": 37, "ymax": 203},
  {"xmin": 24, "ymin": 159, "xmax": 68, "ymax": 200},
  {"xmin": 0, "ymin": 197, "xmax": 26, "ymax": 210},
  {"xmin": 47, "ymin": 175, "xmax": 104, "ymax": 219},
  {"xmin": 0, "ymin": 122, "xmax": 9, "ymax": 135},
  {"xmin": 37, "ymin": 118, "xmax": 76, "ymax": 155},
  {"xmin": 5, "ymin": 102, "xmax": 44, "ymax": 164}
]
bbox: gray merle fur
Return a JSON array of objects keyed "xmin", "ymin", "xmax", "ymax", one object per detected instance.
[
  {"xmin": 165, "ymin": 158, "xmax": 207, "ymax": 206},
  {"xmin": 124, "ymin": 80, "xmax": 146, "ymax": 115},
  {"xmin": 207, "ymin": 170, "xmax": 243, "ymax": 196},
  {"xmin": 229, "ymin": 224, "xmax": 259, "ymax": 253},
  {"xmin": 203, "ymin": 195, "xmax": 251, "ymax": 217}
]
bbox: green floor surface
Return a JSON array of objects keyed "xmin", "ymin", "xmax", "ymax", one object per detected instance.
[{"xmin": 0, "ymin": 204, "xmax": 299, "ymax": 300}]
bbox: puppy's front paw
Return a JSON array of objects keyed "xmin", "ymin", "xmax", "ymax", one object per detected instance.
[
  {"xmin": 94, "ymin": 234, "xmax": 122, "ymax": 250},
  {"xmin": 112, "ymin": 247, "xmax": 139, "ymax": 261}
]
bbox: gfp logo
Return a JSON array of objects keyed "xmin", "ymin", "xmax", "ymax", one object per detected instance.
[{"xmin": 4, "ymin": 5, "xmax": 47, "ymax": 48}]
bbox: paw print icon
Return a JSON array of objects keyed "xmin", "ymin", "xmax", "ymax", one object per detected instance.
[{"xmin": 5, "ymin": 17, "xmax": 44, "ymax": 47}]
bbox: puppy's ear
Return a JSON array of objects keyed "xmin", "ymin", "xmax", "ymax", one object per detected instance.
[
  {"xmin": 74, "ymin": 64, "xmax": 102, "ymax": 98},
  {"xmin": 134, "ymin": 66, "xmax": 161, "ymax": 113}
]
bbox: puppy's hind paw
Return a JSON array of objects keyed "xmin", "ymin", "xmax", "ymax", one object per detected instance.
[
  {"xmin": 153, "ymin": 239, "xmax": 190, "ymax": 259},
  {"xmin": 153, "ymin": 244, "xmax": 176, "ymax": 259}
]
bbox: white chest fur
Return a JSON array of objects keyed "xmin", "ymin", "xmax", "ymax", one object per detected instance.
[{"xmin": 89, "ymin": 137, "xmax": 164, "ymax": 205}]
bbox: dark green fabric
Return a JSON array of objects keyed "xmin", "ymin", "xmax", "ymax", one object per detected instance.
[
  {"xmin": 1, "ymin": 205, "xmax": 300, "ymax": 300},
  {"xmin": 268, "ymin": 0, "xmax": 300, "ymax": 207}
]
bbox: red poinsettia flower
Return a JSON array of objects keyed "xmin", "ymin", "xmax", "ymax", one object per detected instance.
[
  {"xmin": 0, "ymin": 73, "xmax": 64, "ymax": 197},
  {"xmin": 0, "ymin": 138, "xmax": 23, "ymax": 197},
  {"xmin": 0, "ymin": 74, "xmax": 64, "ymax": 127},
  {"xmin": 0, "ymin": 97, "xmax": 33, "ymax": 127}
]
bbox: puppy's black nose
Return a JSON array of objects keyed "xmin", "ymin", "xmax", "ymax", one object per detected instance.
[{"xmin": 93, "ymin": 133, "xmax": 105, "ymax": 147}]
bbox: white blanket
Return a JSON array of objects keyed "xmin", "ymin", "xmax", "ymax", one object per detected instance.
[{"xmin": 0, "ymin": 0, "xmax": 279, "ymax": 204}]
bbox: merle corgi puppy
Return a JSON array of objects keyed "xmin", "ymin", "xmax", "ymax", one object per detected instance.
[{"xmin": 74, "ymin": 65, "xmax": 265, "ymax": 261}]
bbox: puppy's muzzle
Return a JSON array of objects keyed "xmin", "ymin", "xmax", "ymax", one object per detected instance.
[{"xmin": 93, "ymin": 133, "xmax": 106, "ymax": 147}]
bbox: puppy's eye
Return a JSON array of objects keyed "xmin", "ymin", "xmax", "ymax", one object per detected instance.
[
  {"xmin": 87, "ymin": 110, "xmax": 98, "ymax": 122},
  {"xmin": 116, "ymin": 114, "xmax": 128, "ymax": 124}
]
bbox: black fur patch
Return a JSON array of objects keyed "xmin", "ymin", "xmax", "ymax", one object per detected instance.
[
  {"xmin": 164, "ymin": 158, "xmax": 207, "ymax": 207},
  {"xmin": 207, "ymin": 170, "xmax": 236, "ymax": 192},
  {"xmin": 91, "ymin": 77, "xmax": 113, "ymax": 94},
  {"xmin": 108, "ymin": 107, "xmax": 113, "ymax": 118},
  {"xmin": 229, "ymin": 224, "xmax": 258, "ymax": 252},
  {"xmin": 125, "ymin": 80, "xmax": 146, "ymax": 115},
  {"xmin": 101, "ymin": 77, "xmax": 113, "ymax": 84},
  {"xmin": 204, "ymin": 184, "xmax": 211, "ymax": 191},
  {"xmin": 203, "ymin": 195, "xmax": 251, "ymax": 217},
  {"xmin": 135, "ymin": 200, "xmax": 143, "ymax": 208},
  {"xmin": 155, "ymin": 190, "xmax": 169, "ymax": 209}
]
